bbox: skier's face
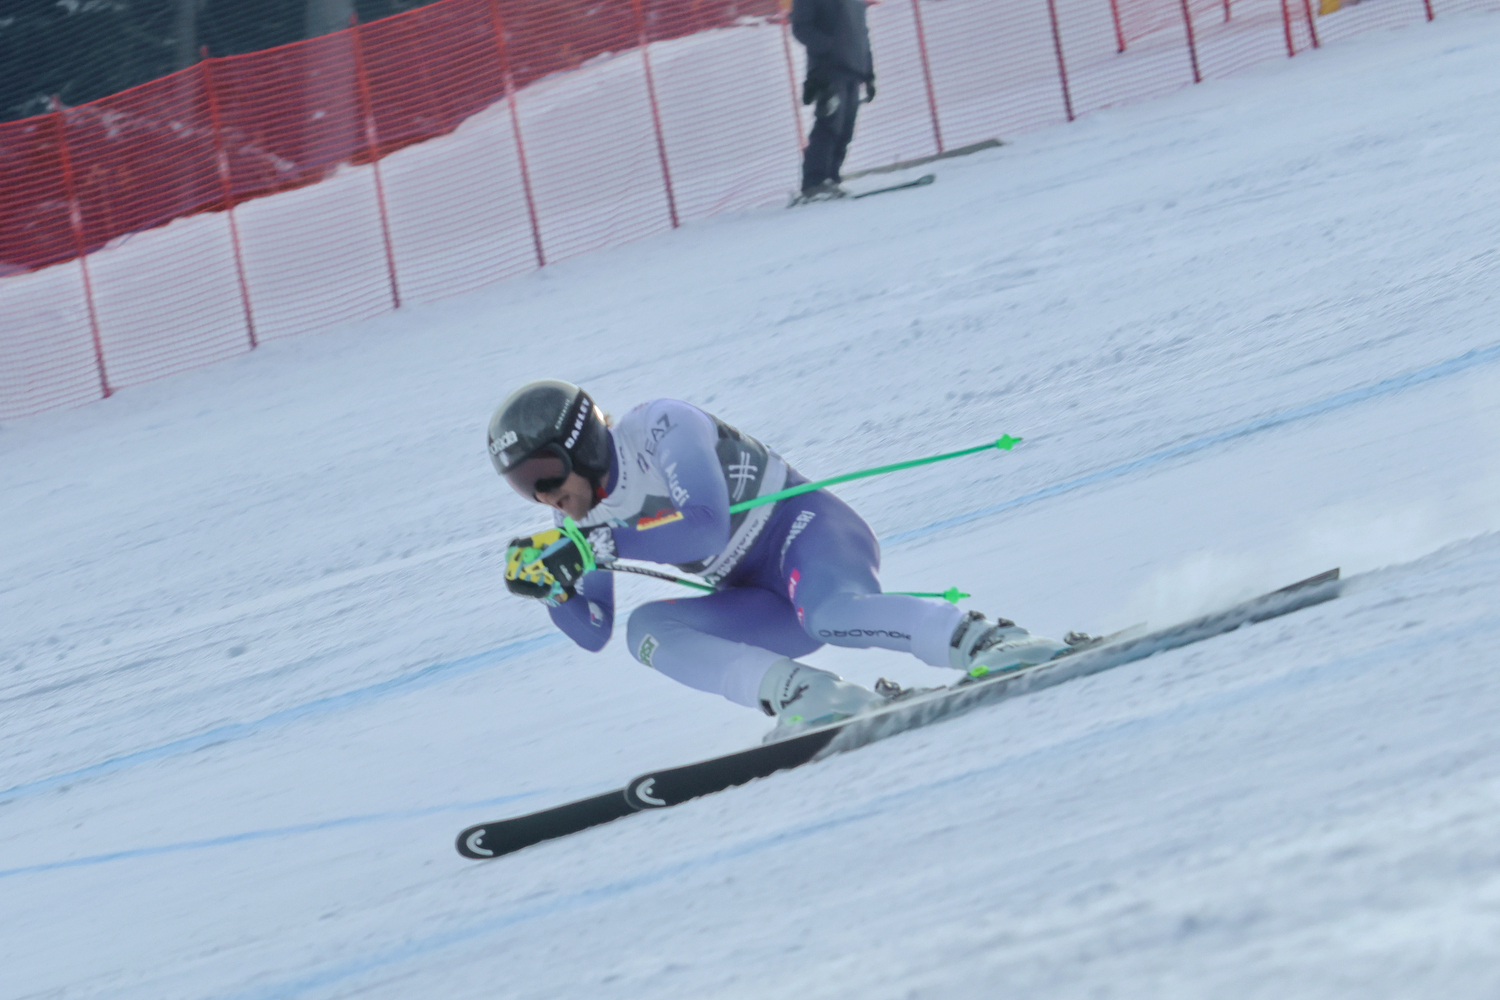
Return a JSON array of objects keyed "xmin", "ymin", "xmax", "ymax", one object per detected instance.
[{"xmin": 535, "ymin": 471, "xmax": 595, "ymax": 520}]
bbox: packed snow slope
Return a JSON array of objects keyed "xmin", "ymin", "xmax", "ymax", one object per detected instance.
[{"xmin": 5, "ymin": 13, "xmax": 1500, "ymax": 999}]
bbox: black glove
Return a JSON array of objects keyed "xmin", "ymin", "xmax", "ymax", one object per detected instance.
[
  {"xmin": 801, "ymin": 70, "xmax": 829, "ymax": 106},
  {"xmin": 504, "ymin": 525, "xmax": 615, "ymax": 606},
  {"xmin": 863, "ymin": 78, "xmax": 876, "ymax": 103}
]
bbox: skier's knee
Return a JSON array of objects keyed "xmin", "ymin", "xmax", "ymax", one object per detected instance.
[
  {"xmin": 626, "ymin": 602, "xmax": 676, "ymax": 667},
  {"xmin": 800, "ymin": 591, "xmax": 923, "ymax": 651},
  {"xmin": 798, "ymin": 593, "xmax": 854, "ymax": 644}
]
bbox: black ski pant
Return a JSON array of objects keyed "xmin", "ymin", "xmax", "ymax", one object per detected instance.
[{"xmin": 801, "ymin": 74, "xmax": 864, "ymax": 191}]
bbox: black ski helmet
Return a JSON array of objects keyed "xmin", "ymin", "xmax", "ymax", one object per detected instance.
[{"xmin": 488, "ymin": 380, "xmax": 612, "ymax": 497}]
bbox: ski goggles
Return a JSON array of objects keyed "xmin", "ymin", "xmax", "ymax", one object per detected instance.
[{"xmin": 502, "ymin": 445, "xmax": 573, "ymax": 500}]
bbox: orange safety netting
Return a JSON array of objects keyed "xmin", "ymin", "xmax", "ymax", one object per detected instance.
[{"xmin": 0, "ymin": 0, "xmax": 1483, "ymax": 418}]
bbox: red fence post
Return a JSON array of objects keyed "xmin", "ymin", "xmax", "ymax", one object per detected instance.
[
  {"xmin": 1179, "ymin": 0, "xmax": 1204, "ymax": 83},
  {"xmin": 1043, "ymin": 0, "xmax": 1076, "ymax": 122},
  {"xmin": 780, "ymin": 21, "xmax": 807, "ymax": 151},
  {"xmin": 50, "ymin": 101, "xmax": 110, "ymax": 400},
  {"xmin": 1224, "ymin": 0, "xmax": 1233, "ymax": 23},
  {"xmin": 1108, "ymin": 0, "xmax": 1127, "ymax": 53},
  {"xmin": 1302, "ymin": 0, "xmax": 1321, "ymax": 47},
  {"xmin": 349, "ymin": 15, "xmax": 402, "ymax": 310},
  {"xmin": 632, "ymin": 0, "xmax": 681, "ymax": 230},
  {"xmin": 909, "ymin": 0, "xmax": 945, "ymax": 154},
  {"xmin": 487, "ymin": 0, "xmax": 546, "ymax": 269},
  {"xmin": 1280, "ymin": 0, "xmax": 1296, "ymax": 55},
  {"xmin": 1422, "ymin": 0, "xmax": 1434, "ymax": 20},
  {"xmin": 200, "ymin": 54, "xmax": 258, "ymax": 349}
]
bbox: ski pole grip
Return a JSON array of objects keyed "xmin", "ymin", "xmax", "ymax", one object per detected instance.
[{"xmin": 559, "ymin": 517, "xmax": 596, "ymax": 573}]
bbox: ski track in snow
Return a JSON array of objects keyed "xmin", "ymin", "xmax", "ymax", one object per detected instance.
[{"xmin": 5, "ymin": 12, "xmax": 1500, "ymax": 1000}]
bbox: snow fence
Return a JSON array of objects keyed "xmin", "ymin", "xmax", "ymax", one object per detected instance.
[{"xmin": 0, "ymin": 0, "xmax": 1490, "ymax": 418}]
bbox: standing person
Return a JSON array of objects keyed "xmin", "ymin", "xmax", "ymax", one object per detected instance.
[
  {"xmin": 491, "ymin": 380, "xmax": 1072, "ymax": 736},
  {"xmin": 791, "ymin": 0, "xmax": 876, "ymax": 201}
]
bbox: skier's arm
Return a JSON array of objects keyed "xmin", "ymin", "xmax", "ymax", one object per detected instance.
[
  {"xmin": 612, "ymin": 401, "xmax": 732, "ymax": 565},
  {"xmin": 546, "ymin": 569, "xmax": 614, "ymax": 652},
  {"xmin": 790, "ymin": 0, "xmax": 837, "ymax": 56}
]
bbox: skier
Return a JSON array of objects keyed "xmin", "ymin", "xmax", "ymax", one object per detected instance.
[
  {"xmin": 491, "ymin": 380, "xmax": 1069, "ymax": 734},
  {"xmin": 791, "ymin": 0, "xmax": 876, "ymax": 201}
]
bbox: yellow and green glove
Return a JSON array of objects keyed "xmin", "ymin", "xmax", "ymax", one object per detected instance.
[{"xmin": 504, "ymin": 522, "xmax": 615, "ymax": 606}]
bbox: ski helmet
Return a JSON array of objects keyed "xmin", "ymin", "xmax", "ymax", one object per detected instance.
[{"xmin": 487, "ymin": 380, "xmax": 612, "ymax": 499}]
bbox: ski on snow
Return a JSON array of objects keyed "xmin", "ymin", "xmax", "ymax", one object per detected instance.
[
  {"xmin": 788, "ymin": 173, "xmax": 936, "ymax": 207},
  {"xmin": 456, "ymin": 568, "xmax": 1341, "ymax": 860},
  {"xmin": 852, "ymin": 173, "xmax": 935, "ymax": 199}
]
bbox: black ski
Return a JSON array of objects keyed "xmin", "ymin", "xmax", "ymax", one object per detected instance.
[
  {"xmin": 852, "ymin": 172, "xmax": 935, "ymax": 199},
  {"xmin": 457, "ymin": 568, "xmax": 1340, "ymax": 858},
  {"xmin": 456, "ymin": 789, "xmax": 634, "ymax": 860},
  {"xmin": 625, "ymin": 725, "xmax": 839, "ymax": 810},
  {"xmin": 788, "ymin": 173, "xmax": 936, "ymax": 207}
]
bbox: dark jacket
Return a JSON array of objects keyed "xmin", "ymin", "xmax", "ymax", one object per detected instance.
[{"xmin": 790, "ymin": 0, "xmax": 874, "ymax": 83}]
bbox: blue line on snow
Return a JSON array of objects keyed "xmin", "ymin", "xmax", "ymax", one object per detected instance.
[
  {"xmin": 883, "ymin": 341, "xmax": 1500, "ymax": 546},
  {"xmin": 222, "ymin": 813, "xmax": 882, "ymax": 1000},
  {"xmin": 4, "ymin": 341, "xmax": 1497, "ymax": 806},
  {"xmin": 0, "ymin": 632, "xmax": 563, "ymax": 803},
  {"xmin": 0, "ymin": 791, "xmax": 544, "ymax": 880}
]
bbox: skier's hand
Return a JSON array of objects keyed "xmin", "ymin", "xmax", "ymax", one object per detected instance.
[
  {"xmin": 801, "ymin": 70, "xmax": 828, "ymax": 106},
  {"xmin": 505, "ymin": 529, "xmax": 585, "ymax": 605},
  {"xmin": 504, "ymin": 526, "xmax": 616, "ymax": 606},
  {"xmin": 863, "ymin": 78, "xmax": 876, "ymax": 103}
]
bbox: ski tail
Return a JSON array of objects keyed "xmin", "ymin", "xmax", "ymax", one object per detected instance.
[{"xmin": 456, "ymin": 788, "xmax": 635, "ymax": 860}]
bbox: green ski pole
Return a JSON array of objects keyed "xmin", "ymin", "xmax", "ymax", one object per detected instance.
[
  {"xmin": 609, "ymin": 563, "xmax": 965, "ymax": 602},
  {"xmin": 610, "ymin": 562, "xmax": 715, "ymax": 591},
  {"xmin": 888, "ymin": 587, "xmax": 970, "ymax": 604},
  {"xmin": 564, "ymin": 434, "xmax": 1019, "ymax": 601},
  {"xmin": 727, "ymin": 435, "xmax": 1021, "ymax": 514}
]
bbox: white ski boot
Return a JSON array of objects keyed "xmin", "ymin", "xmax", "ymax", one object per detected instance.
[
  {"xmin": 758, "ymin": 657, "xmax": 884, "ymax": 738},
  {"xmin": 948, "ymin": 611, "xmax": 1071, "ymax": 677}
]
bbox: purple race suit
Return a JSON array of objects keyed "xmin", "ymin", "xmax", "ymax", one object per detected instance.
[{"xmin": 542, "ymin": 399, "xmax": 962, "ymax": 707}]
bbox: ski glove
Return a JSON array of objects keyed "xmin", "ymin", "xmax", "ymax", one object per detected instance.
[
  {"xmin": 863, "ymin": 79, "xmax": 876, "ymax": 103},
  {"xmin": 504, "ymin": 525, "xmax": 615, "ymax": 606},
  {"xmin": 801, "ymin": 70, "xmax": 828, "ymax": 106}
]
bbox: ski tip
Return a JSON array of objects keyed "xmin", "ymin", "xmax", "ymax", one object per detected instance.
[
  {"xmin": 456, "ymin": 825, "xmax": 496, "ymax": 859},
  {"xmin": 625, "ymin": 775, "xmax": 669, "ymax": 810}
]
